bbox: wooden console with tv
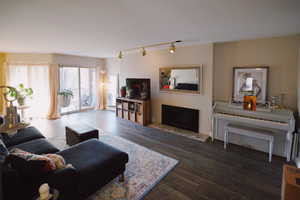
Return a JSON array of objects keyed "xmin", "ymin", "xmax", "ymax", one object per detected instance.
[
  {"xmin": 116, "ymin": 78, "xmax": 151, "ymax": 125},
  {"xmin": 116, "ymin": 97, "xmax": 150, "ymax": 125}
]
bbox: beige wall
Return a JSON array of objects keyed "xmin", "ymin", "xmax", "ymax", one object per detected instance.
[
  {"xmin": 106, "ymin": 44, "xmax": 214, "ymax": 135},
  {"xmin": 214, "ymin": 35, "xmax": 300, "ymax": 110},
  {"xmin": 5, "ymin": 53, "xmax": 53, "ymax": 64},
  {"xmin": 52, "ymin": 54, "xmax": 105, "ymax": 67},
  {"xmin": 5, "ymin": 53, "xmax": 105, "ymax": 68}
]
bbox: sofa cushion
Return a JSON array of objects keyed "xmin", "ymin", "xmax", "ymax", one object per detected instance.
[
  {"xmin": 7, "ymin": 154, "xmax": 52, "ymax": 177},
  {"xmin": 0, "ymin": 139, "xmax": 9, "ymax": 164},
  {"xmin": 9, "ymin": 138, "xmax": 59, "ymax": 154},
  {"xmin": 58, "ymin": 139, "xmax": 128, "ymax": 197},
  {"xmin": 2, "ymin": 126, "xmax": 45, "ymax": 147},
  {"xmin": 9, "ymin": 148, "xmax": 57, "ymax": 171}
]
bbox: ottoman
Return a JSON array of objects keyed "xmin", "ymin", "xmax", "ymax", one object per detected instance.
[
  {"xmin": 66, "ymin": 124, "xmax": 99, "ymax": 146},
  {"xmin": 58, "ymin": 139, "xmax": 129, "ymax": 198}
]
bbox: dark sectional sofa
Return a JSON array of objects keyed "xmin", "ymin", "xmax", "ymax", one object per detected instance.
[{"xmin": 0, "ymin": 126, "xmax": 129, "ymax": 200}]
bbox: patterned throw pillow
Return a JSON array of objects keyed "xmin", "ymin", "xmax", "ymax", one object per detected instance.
[
  {"xmin": 9, "ymin": 148, "xmax": 57, "ymax": 171},
  {"xmin": 44, "ymin": 154, "xmax": 70, "ymax": 170}
]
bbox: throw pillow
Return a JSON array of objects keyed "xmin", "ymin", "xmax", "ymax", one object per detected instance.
[
  {"xmin": 7, "ymin": 154, "xmax": 49, "ymax": 177},
  {"xmin": 44, "ymin": 154, "xmax": 69, "ymax": 170},
  {"xmin": 9, "ymin": 148, "xmax": 56, "ymax": 171}
]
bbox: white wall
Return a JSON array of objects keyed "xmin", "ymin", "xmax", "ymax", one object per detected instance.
[{"xmin": 106, "ymin": 44, "xmax": 214, "ymax": 135}]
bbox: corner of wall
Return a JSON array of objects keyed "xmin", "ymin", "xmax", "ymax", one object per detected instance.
[{"xmin": 297, "ymin": 45, "xmax": 300, "ymax": 116}]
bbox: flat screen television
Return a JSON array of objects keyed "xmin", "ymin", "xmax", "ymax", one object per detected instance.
[{"xmin": 126, "ymin": 78, "xmax": 150, "ymax": 100}]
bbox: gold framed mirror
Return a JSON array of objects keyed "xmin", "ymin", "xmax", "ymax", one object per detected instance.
[{"xmin": 159, "ymin": 66, "xmax": 202, "ymax": 94}]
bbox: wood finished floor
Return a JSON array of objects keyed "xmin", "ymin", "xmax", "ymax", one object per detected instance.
[{"xmin": 32, "ymin": 110, "xmax": 287, "ymax": 200}]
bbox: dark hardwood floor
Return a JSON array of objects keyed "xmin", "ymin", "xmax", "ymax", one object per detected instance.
[{"xmin": 32, "ymin": 110, "xmax": 287, "ymax": 200}]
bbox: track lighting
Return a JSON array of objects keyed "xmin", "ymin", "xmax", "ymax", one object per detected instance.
[
  {"xmin": 169, "ymin": 43, "xmax": 176, "ymax": 54},
  {"xmin": 118, "ymin": 51, "xmax": 123, "ymax": 59},
  {"xmin": 117, "ymin": 40, "xmax": 182, "ymax": 58},
  {"xmin": 142, "ymin": 48, "xmax": 147, "ymax": 56}
]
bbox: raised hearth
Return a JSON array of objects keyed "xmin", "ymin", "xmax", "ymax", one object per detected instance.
[{"xmin": 161, "ymin": 104, "xmax": 199, "ymax": 133}]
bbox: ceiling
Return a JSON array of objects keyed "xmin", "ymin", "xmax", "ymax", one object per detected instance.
[{"xmin": 0, "ymin": 0, "xmax": 300, "ymax": 58}]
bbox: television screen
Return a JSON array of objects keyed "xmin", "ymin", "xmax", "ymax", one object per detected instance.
[{"xmin": 126, "ymin": 78, "xmax": 150, "ymax": 100}]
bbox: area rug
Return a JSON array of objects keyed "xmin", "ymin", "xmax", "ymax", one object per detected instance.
[{"xmin": 48, "ymin": 134, "xmax": 178, "ymax": 200}]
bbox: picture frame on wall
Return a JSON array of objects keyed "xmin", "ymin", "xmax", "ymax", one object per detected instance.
[{"xmin": 232, "ymin": 66, "xmax": 269, "ymax": 104}]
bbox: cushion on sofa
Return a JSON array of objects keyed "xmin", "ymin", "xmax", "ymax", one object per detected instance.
[
  {"xmin": 7, "ymin": 154, "xmax": 53, "ymax": 177},
  {"xmin": 58, "ymin": 139, "xmax": 128, "ymax": 197},
  {"xmin": 0, "ymin": 139, "xmax": 9, "ymax": 164},
  {"xmin": 9, "ymin": 148, "xmax": 57, "ymax": 171},
  {"xmin": 9, "ymin": 138, "xmax": 59, "ymax": 154},
  {"xmin": 2, "ymin": 126, "xmax": 45, "ymax": 147}
]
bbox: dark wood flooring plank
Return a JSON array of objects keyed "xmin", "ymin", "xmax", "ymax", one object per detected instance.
[{"xmin": 32, "ymin": 110, "xmax": 285, "ymax": 200}]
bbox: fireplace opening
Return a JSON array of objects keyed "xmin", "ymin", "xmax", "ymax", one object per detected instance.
[{"xmin": 161, "ymin": 104, "xmax": 199, "ymax": 133}]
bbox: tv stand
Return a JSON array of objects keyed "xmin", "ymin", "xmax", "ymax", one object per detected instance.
[{"xmin": 116, "ymin": 97, "xmax": 151, "ymax": 126}]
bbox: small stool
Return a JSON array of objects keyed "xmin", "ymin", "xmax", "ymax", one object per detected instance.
[
  {"xmin": 224, "ymin": 123, "xmax": 274, "ymax": 162},
  {"xmin": 66, "ymin": 124, "xmax": 99, "ymax": 146}
]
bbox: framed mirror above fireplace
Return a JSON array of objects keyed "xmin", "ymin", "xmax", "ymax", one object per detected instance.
[{"xmin": 159, "ymin": 66, "xmax": 202, "ymax": 94}]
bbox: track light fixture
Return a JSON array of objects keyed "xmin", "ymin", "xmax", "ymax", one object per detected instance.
[
  {"xmin": 169, "ymin": 43, "xmax": 176, "ymax": 54},
  {"xmin": 142, "ymin": 48, "xmax": 146, "ymax": 56},
  {"xmin": 117, "ymin": 40, "xmax": 182, "ymax": 59}
]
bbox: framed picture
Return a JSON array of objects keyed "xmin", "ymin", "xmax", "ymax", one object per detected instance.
[{"xmin": 232, "ymin": 67, "xmax": 269, "ymax": 104}]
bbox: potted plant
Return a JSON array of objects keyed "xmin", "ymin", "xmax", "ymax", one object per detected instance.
[
  {"xmin": 58, "ymin": 89, "xmax": 73, "ymax": 107},
  {"xmin": 120, "ymin": 86, "xmax": 126, "ymax": 97},
  {"xmin": 8, "ymin": 84, "xmax": 33, "ymax": 106}
]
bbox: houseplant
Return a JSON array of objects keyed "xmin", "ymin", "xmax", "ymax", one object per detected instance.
[
  {"xmin": 120, "ymin": 86, "xmax": 126, "ymax": 97},
  {"xmin": 8, "ymin": 83, "xmax": 33, "ymax": 106},
  {"xmin": 58, "ymin": 89, "xmax": 73, "ymax": 107}
]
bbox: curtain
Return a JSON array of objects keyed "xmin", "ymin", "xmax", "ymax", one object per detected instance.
[
  {"xmin": 7, "ymin": 64, "xmax": 50, "ymax": 119},
  {"xmin": 96, "ymin": 67, "xmax": 108, "ymax": 110},
  {"xmin": 0, "ymin": 62, "xmax": 7, "ymax": 115},
  {"xmin": 47, "ymin": 64, "xmax": 60, "ymax": 119}
]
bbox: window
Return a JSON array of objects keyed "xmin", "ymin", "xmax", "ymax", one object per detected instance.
[
  {"xmin": 106, "ymin": 74, "xmax": 118, "ymax": 108},
  {"xmin": 7, "ymin": 64, "xmax": 50, "ymax": 118},
  {"xmin": 59, "ymin": 66, "xmax": 96, "ymax": 114}
]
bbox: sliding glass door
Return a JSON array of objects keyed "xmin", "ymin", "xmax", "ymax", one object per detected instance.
[
  {"xmin": 106, "ymin": 74, "xmax": 118, "ymax": 108},
  {"xmin": 80, "ymin": 67, "xmax": 96, "ymax": 109},
  {"xmin": 59, "ymin": 66, "xmax": 96, "ymax": 114}
]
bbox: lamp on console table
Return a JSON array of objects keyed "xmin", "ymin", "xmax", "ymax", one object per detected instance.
[{"xmin": 243, "ymin": 95, "xmax": 257, "ymax": 111}]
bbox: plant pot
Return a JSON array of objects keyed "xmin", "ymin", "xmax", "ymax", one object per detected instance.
[
  {"xmin": 120, "ymin": 88, "xmax": 126, "ymax": 97},
  {"xmin": 59, "ymin": 95, "xmax": 71, "ymax": 107},
  {"xmin": 17, "ymin": 97, "xmax": 26, "ymax": 106}
]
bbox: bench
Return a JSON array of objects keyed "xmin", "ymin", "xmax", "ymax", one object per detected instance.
[{"xmin": 224, "ymin": 123, "xmax": 274, "ymax": 162}]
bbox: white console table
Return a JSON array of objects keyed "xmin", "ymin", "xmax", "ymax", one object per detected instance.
[{"xmin": 212, "ymin": 101, "xmax": 295, "ymax": 162}]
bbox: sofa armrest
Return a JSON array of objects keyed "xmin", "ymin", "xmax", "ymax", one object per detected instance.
[{"xmin": 46, "ymin": 167, "xmax": 79, "ymax": 200}]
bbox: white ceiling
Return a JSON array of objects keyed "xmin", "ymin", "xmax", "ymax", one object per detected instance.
[{"xmin": 0, "ymin": 0, "xmax": 300, "ymax": 58}]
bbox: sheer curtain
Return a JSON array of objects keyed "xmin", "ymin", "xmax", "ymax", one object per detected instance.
[{"xmin": 7, "ymin": 64, "xmax": 50, "ymax": 118}]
